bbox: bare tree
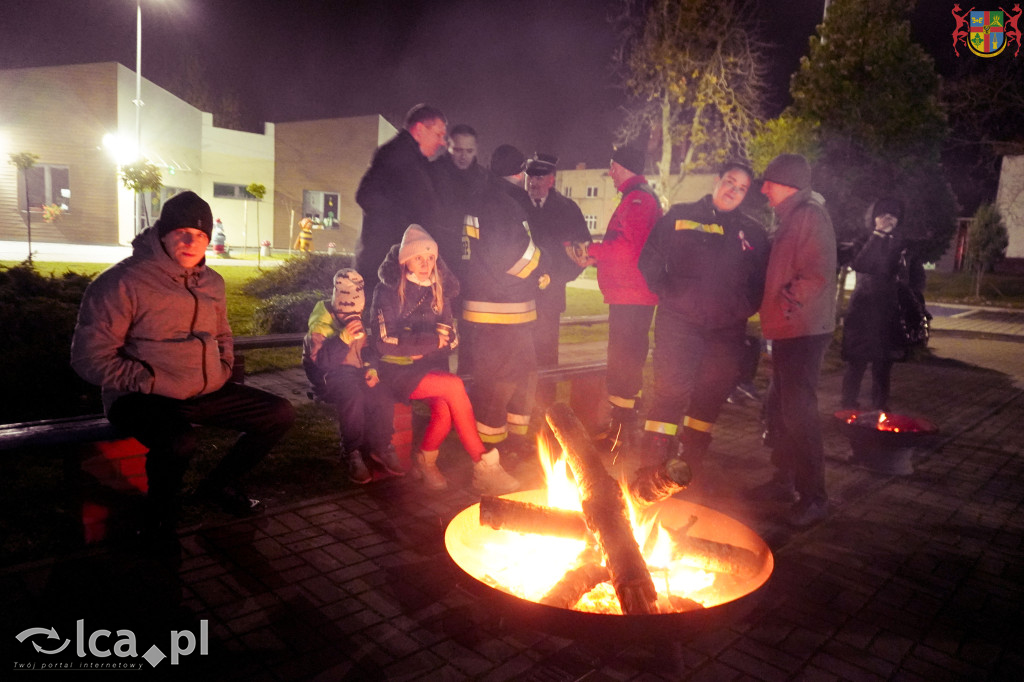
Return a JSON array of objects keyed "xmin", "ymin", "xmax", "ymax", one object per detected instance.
[
  {"xmin": 611, "ymin": 0, "xmax": 768, "ymax": 198},
  {"xmin": 8, "ymin": 152, "xmax": 39, "ymax": 263}
]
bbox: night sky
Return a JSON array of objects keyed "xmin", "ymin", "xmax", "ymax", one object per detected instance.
[{"xmin": 0, "ymin": 0, "xmax": 1007, "ymax": 168}]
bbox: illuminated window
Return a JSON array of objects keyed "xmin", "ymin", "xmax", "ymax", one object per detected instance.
[
  {"xmin": 24, "ymin": 164, "xmax": 71, "ymax": 213},
  {"xmin": 303, "ymin": 190, "xmax": 341, "ymax": 229},
  {"xmin": 213, "ymin": 183, "xmax": 256, "ymax": 200}
]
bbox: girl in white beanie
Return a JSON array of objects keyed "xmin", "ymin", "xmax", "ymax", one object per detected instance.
[{"xmin": 370, "ymin": 225, "xmax": 519, "ymax": 494}]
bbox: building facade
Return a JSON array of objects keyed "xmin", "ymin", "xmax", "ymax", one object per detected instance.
[{"xmin": 555, "ymin": 167, "xmax": 717, "ymax": 238}]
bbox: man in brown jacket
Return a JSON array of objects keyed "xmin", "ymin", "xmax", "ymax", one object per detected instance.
[{"xmin": 757, "ymin": 154, "xmax": 837, "ymax": 528}]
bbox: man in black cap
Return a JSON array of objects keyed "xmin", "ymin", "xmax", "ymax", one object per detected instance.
[
  {"xmin": 72, "ymin": 191, "xmax": 296, "ymax": 549},
  {"xmin": 756, "ymin": 153, "xmax": 837, "ymax": 528},
  {"xmin": 490, "ymin": 143, "xmax": 530, "ymax": 205},
  {"xmin": 521, "ymin": 152, "xmax": 590, "ymax": 368},
  {"xmin": 356, "ymin": 103, "xmax": 447, "ymax": 304},
  {"xmin": 637, "ymin": 161, "xmax": 769, "ymax": 493}
]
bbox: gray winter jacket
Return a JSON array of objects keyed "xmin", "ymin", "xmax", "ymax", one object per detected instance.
[{"xmin": 71, "ymin": 227, "xmax": 233, "ymax": 412}]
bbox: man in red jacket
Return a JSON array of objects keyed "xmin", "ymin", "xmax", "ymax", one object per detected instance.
[
  {"xmin": 757, "ymin": 153, "xmax": 837, "ymax": 528},
  {"xmin": 581, "ymin": 146, "xmax": 662, "ymax": 453}
]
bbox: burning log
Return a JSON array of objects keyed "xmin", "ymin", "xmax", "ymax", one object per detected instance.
[
  {"xmin": 545, "ymin": 403, "xmax": 659, "ymax": 615},
  {"xmin": 663, "ymin": 524, "xmax": 762, "ymax": 579},
  {"xmin": 478, "ymin": 497, "xmax": 758, "ymax": 580},
  {"xmin": 539, "ymin": 562, "xmax": 611, "ymax": 609},
  {"xmin": 479, "ymin": 495, "xmax": 591, "ymax": 540},
  {"xmin": 628, "ymin": 457, "xmax": 692, "ymax": 506}
]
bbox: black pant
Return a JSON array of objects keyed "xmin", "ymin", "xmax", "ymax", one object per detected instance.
[
  {"xmin": 533, "ymin": 303, "xmax": 562, "ymax": 369},
  {"xmin": 108, "ymin": 382, "xmax": 295, "ymax": 520},
  {"xmin": 606, "ymin": 304, "xmax": 655, "ymax": 406},
  {"xmin": 646, "ymin": 310, "xmax": 744, "ymax": 430},
  {"xmin": 841, "ymin": 358, "xmax": 893, "ymax": 410},
  {"xmin": 764, "ymin": 334, "xmax": 831, "ymax": 504},
  {"xmin": 461, "ymin": 321, "xmax": 537, "ymax": 441},
  {"xmin": 322, "ymin": 366, "xmax": 394, "ymax": 455}
]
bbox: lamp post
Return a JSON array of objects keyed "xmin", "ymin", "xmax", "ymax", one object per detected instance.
[{"xmin": 133, "ymin": 0, "xmax": 144, "ymax": 234}]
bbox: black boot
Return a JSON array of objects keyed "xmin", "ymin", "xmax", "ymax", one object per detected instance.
[
  {"xmin": 636, "ymin": 430, "xmax": 681, "ymax": 468},
  {"xmin": 679, "ymin": 427, "xmax": 712, "ymax": 485},
  {"xmin": 596, "ymin": 406, "xmax": 639, "ymax": 454}
]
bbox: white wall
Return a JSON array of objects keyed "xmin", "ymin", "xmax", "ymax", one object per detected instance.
[
  {"xmin": 996, "ymin": 155, "xmax": 1024, "ymax": 259},
  {"xmin": 203, "ymin": 117, "xmax": 276, "ymax": 249}
]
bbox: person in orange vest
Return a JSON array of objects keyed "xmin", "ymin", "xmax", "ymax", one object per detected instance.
[{"xmin": 294, "ymin": 217, "xmax": 315, "ymax": 253}]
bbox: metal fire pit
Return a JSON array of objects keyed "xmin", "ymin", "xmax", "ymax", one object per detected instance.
[
  {"xmin": 444, "ymin": 489, "xmax": 774, "ymax": 643},
  {"xmin": 835, "ymin": 410, "xmax": 939, "ymax": 475}
]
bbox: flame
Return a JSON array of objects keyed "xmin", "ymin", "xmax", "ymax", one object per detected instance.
[{"xmin": 474, "ymin": 436, "xmax": 721, "ymax": 614}]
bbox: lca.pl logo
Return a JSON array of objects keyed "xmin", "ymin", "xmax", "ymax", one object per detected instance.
[
  {"xmin": 13, "ymin": 619, "xmax": 208, "ymax": 670},
  {"xmin": 952, "ymin": 4, "xmax": 1023, "ymax": 57}
]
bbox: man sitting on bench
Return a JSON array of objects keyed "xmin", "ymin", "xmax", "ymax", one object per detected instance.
[{"xmin": 71, "ymin": 191, "xmax": 296, "ymax": 546}]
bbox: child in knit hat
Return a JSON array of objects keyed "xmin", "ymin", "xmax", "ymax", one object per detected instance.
[
  {"xmin": 370, "ymin": 224, "xmax": 520, "ymax": 494},
  {"xmin": 303, "ymin": 268, "xmax": 403, "ymax": 484}
]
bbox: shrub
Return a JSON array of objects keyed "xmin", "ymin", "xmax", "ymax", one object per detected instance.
[
  {"xmin": 0, "ymin": 263, "xmax": 100, "ymax": 421},
  {"xmin": 252, "ymin": 291, "xmax": 325, "ymax": 334},
  {"xmin": 242, "ymin": 253, "xmax": 355, "ymax": 298}
]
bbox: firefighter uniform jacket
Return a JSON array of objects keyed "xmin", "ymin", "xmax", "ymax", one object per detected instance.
[
  {"xmin": 458, "ymin": 174, "xmax": 545, "ymax": 324},
  {"xmin": 639, "ymin": 195, "xmax": 769, "ymax": 330}
]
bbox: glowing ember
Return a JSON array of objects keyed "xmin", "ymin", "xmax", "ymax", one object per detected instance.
[
  {"xmin": 843, "ymin": 410, "xmax": 937, "ymax": 434},
  {"xmin": 445, "ymin": 438, "xmax": 772, "ymax": 615}
]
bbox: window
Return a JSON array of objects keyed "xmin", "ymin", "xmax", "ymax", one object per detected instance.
[
  {"xmin": 303, "ymin": 190, "xmax": 341, "ymax": 229},
  {"xmin": 213, "ymin": 183, "xmax": 256, "ymax": 200},
  {"xmin": 585, "ymin": 215, "xmax": 598, "ymax": 232},
  {"xmin": 586, "ymin": 186, "xmax": 599, "ymax": 198},
  {"xmin": 562, "ymin": 185, "xmax": 573, "ymax": 198},
  {"xmin": 24, "ymin": 164, "xmax": 71, "ymax": 213}
]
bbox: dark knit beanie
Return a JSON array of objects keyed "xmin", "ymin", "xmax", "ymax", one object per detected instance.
[
  {"xmin": 490, "ymin": 144, "xmax": 526, "ymax": 177},
  {"xmin": 611, "ymin": 146, "xmax": 646, "ymax": 175},
  {"xmin": 871, "ymin": 196, "xmax": 905, "ymax": 224},
  {"xmin": 763, "ymin": 154, "xmax": 812, "ymax": 191},
  {"xmin": 156, "ymin": 191, "xmax": 214, "ymax": 239}
]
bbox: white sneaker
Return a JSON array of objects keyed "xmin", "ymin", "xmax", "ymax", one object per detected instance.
[
  {"xmin": 413, "ymin": 450, "xmax": 448, "ymax": 491},
  {"xmin": 473, "ymin": 448, "xmax": 520, "ymax": 495}
]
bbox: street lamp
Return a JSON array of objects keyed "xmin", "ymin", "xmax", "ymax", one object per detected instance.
[{"xmin": 133, "ymin": 0, "xmax": 144, "ymax": 235}]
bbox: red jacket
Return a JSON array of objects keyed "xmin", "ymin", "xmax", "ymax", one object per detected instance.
[{"xmin": 587, "ymin": 174, "xmax": 661, "ymax": 305}]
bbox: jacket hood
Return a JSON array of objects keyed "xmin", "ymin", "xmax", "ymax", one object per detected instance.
[
  {"xmin": 377, "ymin": 243, "xmax": 460, "ymax": 298},
  {"xmin": 131, "ymin": 225, "xmax": 208, "ymax": 276},
  {"xmin": 774, "ymin": 188, "xmax": 825, "ymax": 222}
]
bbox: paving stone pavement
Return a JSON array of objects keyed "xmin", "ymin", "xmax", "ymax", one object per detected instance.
[{"xmin": 3, "ymin": 322, "xmax": 1023, "ymax": 680}]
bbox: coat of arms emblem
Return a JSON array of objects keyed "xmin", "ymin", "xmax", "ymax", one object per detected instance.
[{"xmin": 953, "ymin": 5, "xmax": 1022, "ymax": 57}]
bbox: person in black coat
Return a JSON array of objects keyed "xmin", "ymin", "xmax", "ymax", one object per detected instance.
[
  {"xmin": 355, "ymin": 104, "xmax": 447, "ymax": 305},
  {"xmin": 840, "ymin": 197, "xmax": 924, "ymax": 411},
  {"xmin": 522, "ymin": 152, "xmax": 590, "ymax": 368}
]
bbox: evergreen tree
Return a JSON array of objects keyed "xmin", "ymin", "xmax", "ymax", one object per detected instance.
[{"xmin": 788, "ymin": 0, "xmax": 956, "ymax": 262}]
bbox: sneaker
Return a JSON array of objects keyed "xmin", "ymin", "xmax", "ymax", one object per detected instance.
[
  {"xmin": 736, "ymin": 382, "xmax": 761, "ymax": 402},
  {"xmin": 413, "ymin": 450, "xmax": 448, "ymax": 491},
  {"xmin": 197, "ymin": 482, "xmax": 264, "ymax": 517},
  {"xmin": 345, "ymin": 451, "xmax": 372, "ymax": 485},
  {"xmin": 473, "ymin": 449, "xmax": 520, "ymax": 495},
  {"xmin": 787, "ymin": 497, "xmax": 828, "ymax": 528},
  {"xmin": 371, "ymin": 445, "xmax": 405, "ymax": 477}
]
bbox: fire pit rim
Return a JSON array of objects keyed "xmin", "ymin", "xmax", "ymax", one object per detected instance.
[{"xmin": 443, "ymin": 488, "xmax": 775, "ymax": 642}]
